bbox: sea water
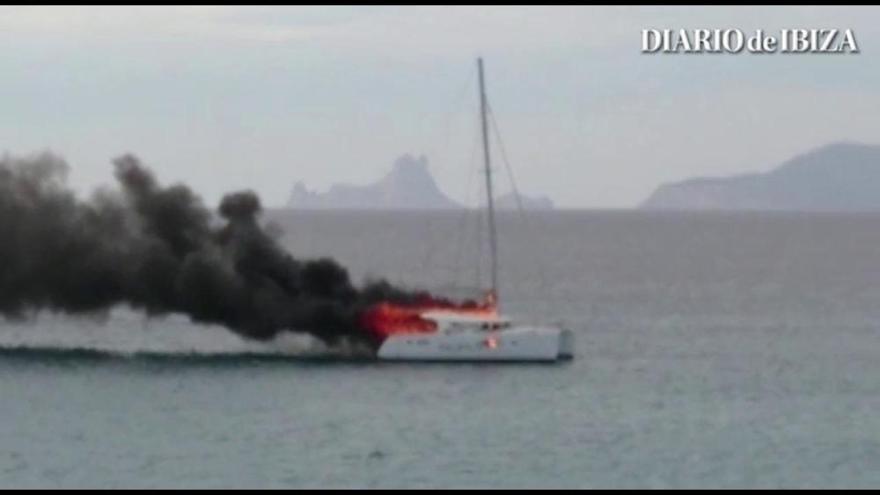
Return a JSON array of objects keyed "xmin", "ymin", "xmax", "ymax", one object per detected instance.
[{"xmin": 2, "ymin": 210, "xmax": 880, "ymax": 488}]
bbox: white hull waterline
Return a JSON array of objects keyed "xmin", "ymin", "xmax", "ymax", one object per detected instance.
[{"xmin": 378, "ymin": 326, "xmax": 574, "ymax": 362}]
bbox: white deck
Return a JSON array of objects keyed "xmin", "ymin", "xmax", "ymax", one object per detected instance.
[{"xmin": 377, "ymin": 313, "xmax": 574, "ymax": 362}]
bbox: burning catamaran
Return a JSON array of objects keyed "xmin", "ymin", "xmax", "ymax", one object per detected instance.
[{"xmin": 358, "ymin": 59, "xmax": 574, "ymax": 362}]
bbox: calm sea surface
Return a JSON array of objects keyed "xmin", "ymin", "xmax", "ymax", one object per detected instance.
[{"xmin": 2, "ymin": 210, "xmax": 880, "ymax": 488}]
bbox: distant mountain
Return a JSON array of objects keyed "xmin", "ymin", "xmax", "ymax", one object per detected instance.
[
  {"xmin": 287, "ymin": 154, "xmax": 556, "ymax": 211},
  {"xmin": 286, "ymin": 154, "xmax": 461, "ymax": 210},
  {"xmin": 640, "ymin": 142, "xmax": 880, "ymax": 211},
  {"xmin": 495, "ymin": 191, "xmax": 555, "ymax": 210}
]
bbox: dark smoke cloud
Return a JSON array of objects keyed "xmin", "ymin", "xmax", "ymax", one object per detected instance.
[{"xmin": 0, "ymin": 151, "xmax": 418, "ymax": 347}]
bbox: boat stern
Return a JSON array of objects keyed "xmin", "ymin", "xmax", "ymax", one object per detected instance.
[{"xmin": 558, "ymin": 328, "xmax": 575, "ymax": 360}]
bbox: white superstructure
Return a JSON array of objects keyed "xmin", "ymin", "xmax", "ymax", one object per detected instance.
[{"xmin": 377, "ymin": 312, "xmax": 574, "ymax": 362}]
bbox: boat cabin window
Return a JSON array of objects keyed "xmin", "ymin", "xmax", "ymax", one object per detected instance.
[{"xmin": 441, "ymin": 320, "xmax": 510, "ymax": 332}]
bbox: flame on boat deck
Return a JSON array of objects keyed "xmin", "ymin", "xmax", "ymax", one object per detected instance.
[{"xmin": 359, "ymin": 291, "xmax": 497, "ymax": 342}]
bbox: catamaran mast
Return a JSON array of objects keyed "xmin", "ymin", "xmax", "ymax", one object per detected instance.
[{"xmin": 477, "ymin": 57, "xmax": 499, "ymax": 302}]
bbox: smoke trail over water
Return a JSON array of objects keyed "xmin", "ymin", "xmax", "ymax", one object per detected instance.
[{"xmin": 0, "ymin": 151, "xmax": 421, "ymax": 348}]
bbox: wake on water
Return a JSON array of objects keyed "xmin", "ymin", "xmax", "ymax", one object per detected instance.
[
  {"xmin": 0, "ymin": 346, "xmax": 379, "ymax": 364},
  {"xmin": 0, "ymin": 307, "xmax": 378, "ymax": 363}
]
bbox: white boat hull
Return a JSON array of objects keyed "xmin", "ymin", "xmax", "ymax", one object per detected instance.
[{"xmin": 377, "ymin": 326, "xmax": 573, "ymax": 362}]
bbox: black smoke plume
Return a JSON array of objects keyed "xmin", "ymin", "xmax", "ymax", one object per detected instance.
[{"xmin": 0, "ymin": 151, "xmax": 418, "ymax": 346}]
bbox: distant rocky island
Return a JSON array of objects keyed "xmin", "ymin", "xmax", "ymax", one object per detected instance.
[
  {"xmin": 286, "ymin": 154, "xmax": 554, "ymax": 210},
  {"xmin": 640, "ymin": 142, "xmax": 880, "ymax": 211}
]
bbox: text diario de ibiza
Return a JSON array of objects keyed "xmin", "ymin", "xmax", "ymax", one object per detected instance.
[{"xmin": 642, "ymin": 29, "xmax": 858, "ymax": 54}]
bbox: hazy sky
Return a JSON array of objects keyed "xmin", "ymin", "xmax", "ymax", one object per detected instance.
[{"xmin": 3, "ymin": 6, "xmax": 880, "ymax": 208}]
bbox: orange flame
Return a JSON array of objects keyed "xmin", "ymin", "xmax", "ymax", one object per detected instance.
[{"xmin": 360, "ymin": 291, "xmax": 497, "ymax": 342}]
